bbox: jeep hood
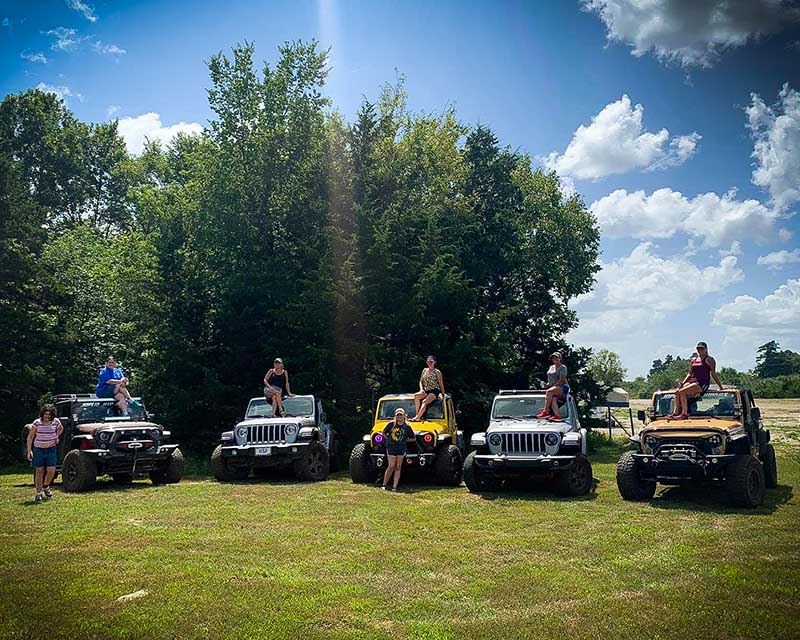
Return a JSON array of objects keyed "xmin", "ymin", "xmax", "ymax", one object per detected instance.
[
  {"xmin": 238, "ymin": 416, "xmax": 306, "ymax": 427},
  {"xmin": 78, "ymin": 420, "xmax": 159, "ymax": 433},
  {"xmin": 643, "ymin": 417, "xmax": 742, "ymax": 437},
  {"xmin": 488, "ymin": 419, "xmax": 570, "ymax": 434}
]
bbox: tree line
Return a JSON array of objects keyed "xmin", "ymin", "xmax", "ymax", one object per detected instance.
[
  {"xmin": 0, "ymin": 41, "xmax": 601, "ymax": 459},
  {"xmin": 624, "ymin": 342, "xmax": 800, "ymax": 399}
]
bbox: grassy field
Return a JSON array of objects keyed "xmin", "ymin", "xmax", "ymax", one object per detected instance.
[{"xmin": 1, "ymin": 402, "xmax": 798, "ymax": 640}]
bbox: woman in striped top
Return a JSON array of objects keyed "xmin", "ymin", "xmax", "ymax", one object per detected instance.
[{"xmin": 26, "ymin": 404, "xmax": 63, "ymax": 503}]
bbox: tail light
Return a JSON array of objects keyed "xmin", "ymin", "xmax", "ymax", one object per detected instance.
[{"xmin": 79, "ymin": 438, "xmax": 95, "ymax": 450}]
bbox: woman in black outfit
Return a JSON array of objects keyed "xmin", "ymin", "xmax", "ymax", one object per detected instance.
[{"xmin": 263, "ymin": 358, "xmax": 294, "ymax": 417}]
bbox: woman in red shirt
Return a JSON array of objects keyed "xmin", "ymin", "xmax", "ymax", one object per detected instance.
[{"xmin": 671, "ymin": 342, "xmax": 724, "ymax": 420}]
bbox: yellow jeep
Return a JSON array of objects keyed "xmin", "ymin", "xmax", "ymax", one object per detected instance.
[
  {"xmin": 617, "ymin": 387, "xmax": 777, "ymax": 507},
  {"xmin": 349, "ymin": 393, "xmax": 463, "ymax": 485}
]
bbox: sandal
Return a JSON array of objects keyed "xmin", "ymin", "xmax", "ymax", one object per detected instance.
[{"xmin": 671, "ymin": 413, "xmax": 688, "ymax": 420}]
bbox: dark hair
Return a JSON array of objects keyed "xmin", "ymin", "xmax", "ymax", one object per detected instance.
[
  {"xmin": 427, "ymin": 355, "xmax": 436, "ymax": 362},
  {"xmin": 696, "ymin": 341, "xmax": 708, "ymax": 349},
  {"xmin": 39, "ymin": 404, "xmax": 56, "ymax": 420}
]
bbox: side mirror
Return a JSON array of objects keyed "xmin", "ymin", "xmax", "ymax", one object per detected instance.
[
  {"xmin": 637, "ymin": 410, "xmax": 646, "ymax": 422},
  {"xmin": 751, "ymin": 407, "xmax": 761, "ymax": 421}
]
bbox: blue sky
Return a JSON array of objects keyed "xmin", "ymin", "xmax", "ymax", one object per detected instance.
[{"xmin": 2, "ymin": 0, "xmax": 799, "ymax": 377}]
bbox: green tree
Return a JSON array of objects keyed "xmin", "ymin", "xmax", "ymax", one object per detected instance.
[{"xmin": 587, "ymin": 349, "xmax": 627, "ymax": 389}]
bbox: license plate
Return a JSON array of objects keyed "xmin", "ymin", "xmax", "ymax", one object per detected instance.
[{"xmin": 255, "ymin": 447, "xmax": 271, "ymax": 456}]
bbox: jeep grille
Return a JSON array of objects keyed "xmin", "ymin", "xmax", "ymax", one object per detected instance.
[
  {"xmin": 246, "ymin": 424, "xmax": 288, "ymax": 444},
  {"xmin": 500, "ymin": 432, "xmax": 546, "ymax": 454}
]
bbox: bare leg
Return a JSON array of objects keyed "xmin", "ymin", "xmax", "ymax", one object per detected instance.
[
  {"xmin": 118, "ymin": 382, "xmax": 132, "ymax": 401},
  {"xmin": 44, "ymin": 466, "xmax": 56, "ymax": 488},
  {"xmin": 550, "ymin": 387, "xmax": 563, "ymax": 417},
  {"xmin": 34, "ymin": 467, "xmax": 44, "ymax": 494},
  {"xmin": 114, "ymin": 391, "xmax": 129, "ymax": 414},
  {"xmin": 392, "ymin": 456, "xmax": 403, "ymax": 488},
  {"xmin": 382, "ymin": 457, "xmax": 395, "ymax": 487},
  {"xmin": 414, "ymin": 393, "xmax": 436, "ymax": 420},
  {"xmin": 267, "ymin": 390, "xmax": 280, "ymax": 416}
]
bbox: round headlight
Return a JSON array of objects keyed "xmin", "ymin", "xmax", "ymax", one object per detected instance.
[
  {"xmin": 488, "ymin": 433, "xmax": 502, "ymax": 446},
  {"xmin": 644, "ymin": 436, "xmax": 657, "ymax": 449},
  {"xmin": 708, "ymin": 434, "xmax": 722, "ymax": 447},
  {"xmin": 373, "ymin": 433, "xmax": 384, "ymax": 444},
  {"xmin": 285, "ymin": 424, "xmax": 297, "ymax": 436},
  {"xmin": 545, "ymin": 433, "xmax": 559, "ymax": 447},
  {"xmin": 236, "ymin": 427, "xmax": 247, "ymax": 438},
  {"xmin": 98, "ymin": 430, "xmax": 111, "ymax": 442}
]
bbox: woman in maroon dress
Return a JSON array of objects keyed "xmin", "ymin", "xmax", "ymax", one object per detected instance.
[{"xmin": 671, "ymin": 342, "xmax": 724, "ymax": 420}]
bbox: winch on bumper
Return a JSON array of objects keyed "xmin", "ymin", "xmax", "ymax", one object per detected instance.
[{"xmin": 632, "ymin": 447, "xmax": 736, "ymax": 479}]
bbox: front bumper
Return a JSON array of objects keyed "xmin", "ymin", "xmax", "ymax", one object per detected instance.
[
  {"xmin": 473, "ymin": 453, "xmax": 577, "ymax": 472},
  {"xmin": 78, "ymin": 444, "xmax": 180, "ymax": 473},
  {"xmin": 371, "ymin": 452, "xmax": 436, "ymax": 469},
  {"xmin": 221, "ymin": 442, "xmax": 311, "ymax": 460},
  {"xmin": 633, "ymin": 452, "xmax": 735, "ymax": 479}
]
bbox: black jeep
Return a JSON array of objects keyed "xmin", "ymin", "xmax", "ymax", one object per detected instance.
[{"xmin": 22, "ymin": 394, "xmax": 184, "ymax": 492}]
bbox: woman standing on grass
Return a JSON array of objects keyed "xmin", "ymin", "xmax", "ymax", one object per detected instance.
[
  {"xmin": 382, "ymin": 407, "xmax": 416, "ymax": 491},
  {"xmin": 26, "ymin": 404, "xmax": 63, "ymax": 504},
  {"xmin": 670, "ymin": 341, "xmax": 724, "ymax": 420},
  {"xmin": 411, "ymin": 355, "xmax": 446, "ymax": 421},
  {"xmin": 263, "ymin": 358, "xmax": 294, "ymax": 417}
]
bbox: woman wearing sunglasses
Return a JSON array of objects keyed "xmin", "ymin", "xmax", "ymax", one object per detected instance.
[{"xmin": 671, "ymin": 342, "xmax": 724, "ymax": 420}]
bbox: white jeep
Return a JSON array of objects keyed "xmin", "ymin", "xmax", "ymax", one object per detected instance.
[{"xmin": 464, "ymin": 389, "xmax": 592, "ymax": 496}]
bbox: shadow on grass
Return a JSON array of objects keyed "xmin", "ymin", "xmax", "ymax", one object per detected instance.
[
  {"xmin": 473, "ymin": 476, "xmax": 600, "ymax": 502},
  {"xmin": 648, "ymin": 483, "xmax": 793, "ymax": 515}
]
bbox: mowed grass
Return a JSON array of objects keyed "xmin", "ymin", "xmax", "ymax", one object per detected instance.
[{"xmin": 1, "ymin": 405, "xmax": 798, "ymax": 640}]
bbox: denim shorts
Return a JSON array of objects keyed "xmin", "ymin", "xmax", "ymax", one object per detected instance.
[
  {"xmin": 32, "ymin": 446, "xmax": 57, "ymax": 468},
  {"xmin": 97, "ymin": 385, "xmax": 115, "ymax": 398},
  {"xmin": 386, "ymin": 445, "xmax": 407, "ymax": 457}
]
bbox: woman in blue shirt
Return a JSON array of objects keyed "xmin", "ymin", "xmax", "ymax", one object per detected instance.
[{"xmin": 95, "ymin": 356, "xmax": 132, "ymax": 414}]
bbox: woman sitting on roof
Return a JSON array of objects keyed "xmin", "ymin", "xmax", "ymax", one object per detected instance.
[
  {"xmin": 536, "ymin": 352, "xmax": 569, "ymax": 422},
  {"xmin": 670, "ymin": 342, "xmax": 724, "ymax": 420},
  {"xmin": 411, "ymin": 355, "xmax": 446, "ymax": 421},
  {"xmin": 95, "ymin": 356, "xmax": 132, "ymax": 415}
]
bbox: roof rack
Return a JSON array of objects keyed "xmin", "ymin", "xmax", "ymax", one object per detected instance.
[
  {"xmin": 53, "ymin": 393, "xmax": 98, "ymax": 401},
  {"xmin": 498, "ymin": 389, "xmax": 544, "ymax": 395}
]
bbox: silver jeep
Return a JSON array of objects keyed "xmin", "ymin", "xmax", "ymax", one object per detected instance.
[
  {"xmin": 211, "ymin": 395, "xmax": 336, "ymax": 482},
  {"xmin": 464, "ymin": 389, "xmax": 592, "ymax": 496}
]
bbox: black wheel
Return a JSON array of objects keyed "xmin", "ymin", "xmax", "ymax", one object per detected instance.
[
  {"xmin": 463, "ymin": 451, "xmax": 501, "ymax": 493},
  {"xmin": 726, "ymin": 455, "xmax": 765, "ymax": 508},
  {"xmin": 150, "ymin": 448, "xmax": 184, "ymax": 485},
  {"xmin": 761, "ymin": 444, "xmax": 778, "ymax": 488},
  {"xmin": 433, "ymin": 444, "xmax": 463, "ymax": 486},
  {"xmin": 616, "ymin": 451, "xmax": 656, "ymax": 501},
  {"xmin": 294, "ymin": 442, "xmax": 330, "ymax": 481},
  {"xmin": 349, "ymin": 442, "xmax": 378, "ymax": 484},
  {"xmin": 112, "ymin": 473, "xmax": 134, "ymax": 483},
  {"xmin": 210, "ymin": 444, "xmax": 249, "ymax": 481},
  {"xmin": 61, "ymin": 450, "xmax": 97, "ymax": 493},
  {"xmin": 556, "ymin": 455, "xmax": 593, "ymax": 496}
]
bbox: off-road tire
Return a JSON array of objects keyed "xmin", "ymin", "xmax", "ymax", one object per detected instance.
[
  {"xmin": 463, "ymin": 451, "xmax": 501, "ymax": 493},
  {"xmin": 211, "ymin": 444, "xmax": 250, "ymax": 481},
  {"xmin": 149, "ymin": 447, "xmax": 184, "ymax": 484},
  {"xmin": 616, "ymin": 451, "xmax": 656, "ymax": 501},
  {"xmin": 61, "ymin": 449, "xmax": 97, "ymax": 493},
  {"xmin": 349, "ymin": 442, "xmax": 378, "ymax": 484},
  {"xmin": 726, "ymin": 455, "xmax": 765, "ymax": 508},
  {"xmin": 761, "ymin": 444, "xmax": 778, "ymax": 488},
  {"xmin": 434, "ymin": 444, "xmax": 463, "ymax": 486},
  {"xmin": 112, "ymin": 473, "xmax": 134, "ymax": 483},
  {"xmin": 294, "ymin": 442, "xmax": 330, "ymax": 481},
  {"xmin": 556, "ymin": 455, "xmax": 593, "ymax": 497}
]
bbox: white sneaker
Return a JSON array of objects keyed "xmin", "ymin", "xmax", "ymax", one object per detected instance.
[{"xmin": 43, "ymin": 487, "xmax": 53, "ymax": 498}]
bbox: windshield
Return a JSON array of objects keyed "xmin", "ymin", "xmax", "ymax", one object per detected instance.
[
  {"xmin": 246, "ymin": 397, "xmax": 314, "ymax": 418},
  {"xmin": 653, "ymin": 391, "xmax": 738, "ymax": 417},
  {"xmin": 76, "ymin": 399, "xmax": 147, "ymax": 422},
  {"xmin": 492, "ymin": 396, "xmax": 567, "ymax": 419},
  {"xmin": 377, "ymin": 399, "xmax": 444, "ymax": 420}
]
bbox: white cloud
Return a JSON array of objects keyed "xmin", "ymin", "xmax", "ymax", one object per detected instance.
[
  {"xmin": 93, "ymin": 41, "xmax": 126, "ymax": 56},
  {"xmin": 117, "ymin": 112, "xmax": 204, "ymax": 155},
  {"xmin": 21, "ymin": 51, "xmax": 48, "ymax": 63},
  {"xmin": 583, "ymin": 0, "xmax": 800, "ymax": 68},
  {"xmin": 589, "ymin": 187, "xmax": 779, "ymax": 247},
  {"xmin": 542, "ymin": 95, "xmax": 700, "ymax": 180},
  {"xmin": 44, "ymin": 27, "xmax": 81, "ymax": 51},
  {"xmin": 747, "ymin": 84, "xmax": 800, "ymax": 211},
  {"xmin": 65, "ymin": 0, "xmax": 97, "ymax": 23},
  {"xmin": 35, "ymin": 83, "xmax": 83, "ymax": 105},
  {"xmin": 714, "ymin": 279, "xmax": 800, "ymax": 333},
  {"xmin": 779, "ymin": 228, "xmax": 793, "ymax": 242},
  {"xmin": 757, "ymin": 249, "xmax": 800, "ymax": 271},
  {"xmin": 106, "ymin": 105, "xmax": 120, "ymax": 118}
]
